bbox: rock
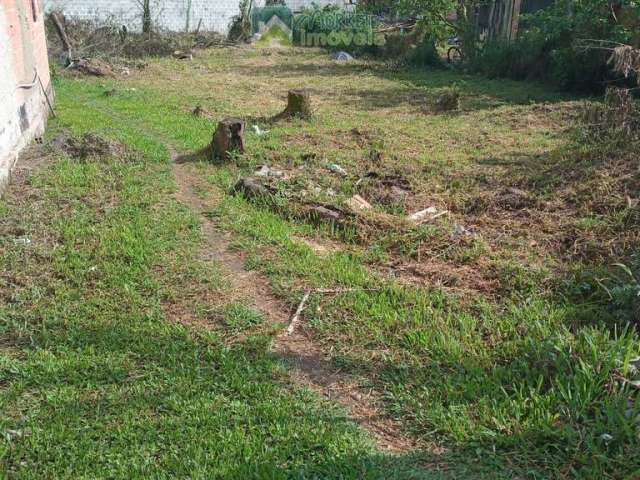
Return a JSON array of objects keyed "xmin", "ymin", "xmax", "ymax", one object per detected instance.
[
  {"xmin": 346, "ymin": 194, "xmax": 372, "ymax": 211},
  {"xmin": 254, "ymin": 165, "xmax": 284, "ymax": 178},
  {"xmin": 305, "ymin": 204, "xmax": 347, "ymax": 223},
  {"xmin": 173, "ymin": 50, "xmax": 193, "ymax": 60},
  {"xmin": 331, "ymin": 51, "xmax": 354, "ymax": 62},
  {"xmin": 234, "ymin": 177, "xmax": 276, "ymax": 199}
]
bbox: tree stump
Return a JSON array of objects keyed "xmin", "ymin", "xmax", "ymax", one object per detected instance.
[
  {"xmin": 211, "ymin": 118, "xmax": 245, "ymax": 161},
  {"xmin": 283, "ymin": 89, "xmax": 312, "ymax": 119}
]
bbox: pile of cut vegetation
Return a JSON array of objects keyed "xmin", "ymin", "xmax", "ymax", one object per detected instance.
[{"xmin": 45, "ymin": 11, "xmax": 232, "ymax": 76}]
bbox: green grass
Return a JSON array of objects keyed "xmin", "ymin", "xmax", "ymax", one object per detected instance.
[
  {"xmin": 0, "ymin": 119, "xmax": 428, "ymax": 479},
  {"xmin": 2, "ymin": 47, "xmax": 639, "ymax": 478}
]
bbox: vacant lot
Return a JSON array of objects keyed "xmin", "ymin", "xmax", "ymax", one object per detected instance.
[{"xmin": 1, "ymin": 47, "xmax": 639, "ymax": 479}]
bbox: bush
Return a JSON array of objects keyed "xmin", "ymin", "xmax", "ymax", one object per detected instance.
[
  {"xmin": 406, "ymin": 38, "xmax": 443, "ymax": 67},
  {"xmin": 469, "ymin": 0, "xmax": 640, "ymax": 91},
  {"xmin": 251, "ymin": 5, "xmax": 293, "ymax": 35}
]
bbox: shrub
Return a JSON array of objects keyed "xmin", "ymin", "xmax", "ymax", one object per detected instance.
[
  {"xmin": 406, "ymin": 38, "xmax": 443, "ymax": 67},
  {"xmin": 251, "ymin": 5, "xmax": 293, "ymax": 35},
  {"xmin": 470, "ymin": 0, "xmax": 640, "ymax": 91}
]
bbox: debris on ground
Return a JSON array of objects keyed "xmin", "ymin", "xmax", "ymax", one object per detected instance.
[
  {"xmin": 70, "ymin": 57, "xmax": 114, "ymax": 77},
  {"xmin": 254, "ymin": 165, "xmax": 284, "ymax": 178},
  {"xmin": 304, "ymin": 204, "xmax": 348, "ymax": 223},
  {"xmin": 234, "ymin": 176, "xmax": 277, "ymax": 199},
  {"xmin": 252, "ymin": 125, "xmax": 269, "ymax": 136},
  {"xmin": 454, "ymin": 224, "xmax": 475, "ymax": 237},
  {"xmin": 286, "ymin": 290, "xmax": 312, "ymax": 335},
  {"xmin": 12, "ymin": 236, "xmax": 32, "ymax": 246},
  {"xmin": 172, "ymin": 50, "xmax": 194, "ymax": 60},
  {"xmin": 192, "ymin": 105, "xmax": 210, "ymax": 117},
  {"xmin": 331, "ymin": 51, "xmax": 355, "ymax": 62},
  {"xmin": 497, "ymin": 187, "xmax": 533, "ymax": 210},
  {"xmin": 46, "ymin": 12, "xmax": 231, "ymax": 66},
  {"xmin": 54, "ymin": 132, "xmax": 128, "ymax": 161},
  {"xmin": 407, "ymin": 206, "xmax": 449, "ymax": 224},
  {"xmin": 358, "ymin": 172, "xmax": 412, "ymax": 208},
  {"xmin": 327, "ymin": 163, "xmax": 348, "ymax": 176},
  {"xmin": 347, "ymin": 194, "xmax": 372, "ymax": 211}
]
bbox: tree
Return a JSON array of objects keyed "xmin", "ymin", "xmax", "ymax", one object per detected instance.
[{"xmin": 136, "ymin": 0, "xmax": 152, "ymax": 33}]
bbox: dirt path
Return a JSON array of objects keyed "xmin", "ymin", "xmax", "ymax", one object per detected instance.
[{"xmin": 170, "ymin": 154, "xmax": 419, "ymax": 453}]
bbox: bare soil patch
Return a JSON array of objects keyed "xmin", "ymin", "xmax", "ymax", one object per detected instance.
[{"xmin": 169, "ymin": 150, "xmax": 420, "ymax": 453}]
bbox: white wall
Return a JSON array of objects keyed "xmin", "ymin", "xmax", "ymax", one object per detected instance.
[
  {"xmin": 45, "ymin": 0, "xmax": 350, "ymax": 33},
  {"xmin": 0, "ymin": 7, "xmax": 19, "ymax": 191},
  {"xmin": 1, "ymin": 0, "xmax": 51, "ymax": 194},
  {"xmin": 46, "ymin": 0, "xmax": 244, "ymax": 33}
]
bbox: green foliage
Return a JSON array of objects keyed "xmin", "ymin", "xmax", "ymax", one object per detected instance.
[
  {"xmin": 471, "ymin": 0, "xmax": 640, "ymax": 91},
  {"xmin": 227, "ymin": 0, "xmax": 253, "ymax": 42},
  {"xmin": 251, "ymin": 5, "xmax": 293, "ymax": 35},
  {"xmin": 397, "ymin": 0, "xmax": 457, "ymax": 34},
  {"xmin": 565, "ymin": 254, "xmax": 640, "ymax": 326}
]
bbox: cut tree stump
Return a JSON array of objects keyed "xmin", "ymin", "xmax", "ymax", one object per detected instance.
[
  {"xmin": 211, "ymin": 118, "xmax": 245, "ymax": 161},
  {"xmin": 282, "ymin": 89, "xmax": 312, "ymax": 119}
]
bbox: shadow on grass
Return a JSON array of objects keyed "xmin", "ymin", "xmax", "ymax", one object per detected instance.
[
  {"xmin": 232, "ymin": 60, "xmax": 576, "ymax": 112},
  {"xmin": 0, "ymin": 311, "xmax": 470, "ymax": 479}
]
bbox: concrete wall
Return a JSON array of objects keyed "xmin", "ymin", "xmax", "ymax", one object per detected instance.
[
  {"xmin": 0, "ymin": 0, "xmax": 52, "ymax": 193},
  {"xmin": 45, "ymin": 0, "xmax": 350, "ymax": 34}
]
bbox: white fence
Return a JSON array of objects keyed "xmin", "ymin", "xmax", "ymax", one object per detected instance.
[{"xmin": 45, "ymin": 0, "xmax": 353, "ymax": 34}]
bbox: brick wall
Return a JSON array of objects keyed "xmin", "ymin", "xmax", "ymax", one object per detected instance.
[
  {"xmin": 45, "ymin": 0, "xmax": 349, "ymax": 33},
  {"xmin": 0, "ymin": 0, "xmax": 52, "ymax": 193}
]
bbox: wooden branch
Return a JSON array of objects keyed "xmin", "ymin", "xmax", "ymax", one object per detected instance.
[
  {"xmin": 285, "ymin": 287, "xmax": 382, "ymax": 335},
  {"xmin": 50, "ymin": 12, "xmax": 72, "ymax": 64},
  {"xmin": 286, "ymin": 290, "xmax": 311, "ymax": 335}
]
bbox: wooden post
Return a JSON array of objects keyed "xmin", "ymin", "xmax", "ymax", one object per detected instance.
[{"xmin": 211, "ymin": 118, "xmax": 245, "ymax": 161}]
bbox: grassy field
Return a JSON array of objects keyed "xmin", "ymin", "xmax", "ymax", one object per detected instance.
[{"xmin": 1, "ymin": 46, "xmax": 639, "ymax": 478}]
